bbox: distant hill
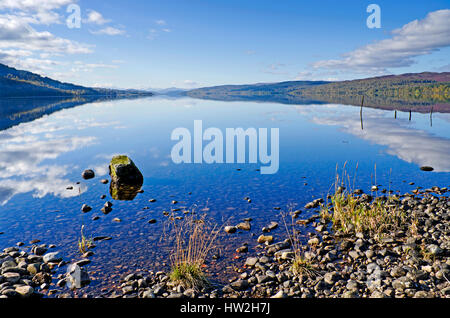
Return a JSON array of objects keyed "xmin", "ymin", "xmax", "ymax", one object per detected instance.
[
  {"xmin": 187, "ymin": 73, "xmax": 450, "ymax": 112},
  {"xmin": 0, "ymin": 63, "xmax": 153, "ymax": 98}
]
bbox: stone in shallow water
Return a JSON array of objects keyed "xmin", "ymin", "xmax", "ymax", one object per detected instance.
[
  {"xmin": 109, "ymin": 155, "xmax": 144, "ymax": 201},
  {"xmin": 81, "ymin": 204, "xmax": 92, "ymax": 213},
  {"xmin": 66, "ymin": 264, "xmax": 90, "ymax": 289},
  {"xmin": 224, "ymin": 226, "xmax": 237, "ymax": 234},
  {"xmin": 236, "ymin": 222, "xmax": 251, "ymax": 231},
  {"xmin": 257, "ymin": 235, "xmax": 273, "ymax": 244},
  {"xmin": 109, "ymin": 155, "xmax": 143, "ymax": 185},
  {"xmin": 82, "ymin": 169, "xmax": 95, "ymax": 180},
  {"xmin": 43, "ymin": 252, "xmax": 62, "ymax": 264}
]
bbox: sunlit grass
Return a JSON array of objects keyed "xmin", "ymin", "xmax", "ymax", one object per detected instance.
[
  {"xmin": 167, "ymin": 212, "xmax": 220, "ymax": 290},
  {"xmin": 281, "ymin": 208, "xmax": 319, "ymax": 278},
  {"xmin": 322, "ymin": 163, "xmax": 406, "ymax": 237},
  {"xmin": 78, "ymin": 225, "xmax": 94, "ymax": 254}
]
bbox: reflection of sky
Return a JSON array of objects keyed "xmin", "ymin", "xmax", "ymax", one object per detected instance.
[
  {"xmin": 305, "ymin": 106, "xmax": 450, "ymax": 172},
  {"xmin": 0, "ymin": 114, "xmax": 114, "ymax": 205},
  {"xmin": 1, "ymin": 97, "xmax": 449, "ymax": 207}
]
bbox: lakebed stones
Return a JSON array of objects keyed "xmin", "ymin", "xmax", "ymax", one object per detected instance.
[
  {"xmin": 0, "ymin": 241, "xmax": 65, "ymax": 299},
  {"xmin": 2, "ymin": 186, "xmax": 449, "ymax": 299}
]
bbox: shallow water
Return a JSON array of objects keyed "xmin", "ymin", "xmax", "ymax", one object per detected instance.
[{"xmin": 0, "ymin": 96, "xmax": 449, "ymax": 295}]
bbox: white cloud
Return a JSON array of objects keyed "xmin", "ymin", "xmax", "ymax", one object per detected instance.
[
  {"xmin": 147, "ymin": 20, "xmax": 172, "ymax": 40},
  {"xmin": 0, "ymin": 0, "xmax": 74, "ymax": 11},
  {"xmin": 90, "ymin": 26, "xmax": 126, "ymax": 36},
  {"xmin": 0, "ymin": 15, "xmax": 93, "ymax": 54},
  {"xmin": 313, "ymin": 9, "xmax": 450, "ymax": 73},
  {"xmin": 0, "ymin": 0, "xmax": 75, "ymax": 25},
  {"xmin": 85, "ymin": 9, "xmax": 110, "ymax": 25}
]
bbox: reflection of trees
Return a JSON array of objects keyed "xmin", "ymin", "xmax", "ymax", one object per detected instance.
[{"xmin": 0, "ymin": 95, "xmax": 149, "ymax": 131}]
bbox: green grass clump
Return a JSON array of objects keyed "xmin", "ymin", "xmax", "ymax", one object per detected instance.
[
  {"xmin": 78, "ymin": 225, "xmax": 94, "ymax": 254},
  {"xmin": 291, "ymin": 256, "xmax": 318, "ymax": 277},
  {"xmin": 323, "ymin": 163, "xmax": 406, "ymax": 237},
  {"xmin": 170, "ymin": 262, "xmax": 209, "ymax": 290},
  {"xmin": 280, "ymin": 208, "xmax": 319, "ymax": 278}
]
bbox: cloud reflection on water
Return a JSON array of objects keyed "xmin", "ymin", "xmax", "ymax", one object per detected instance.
[
  {"xmin": 304, "ymin": 106, "xmax": 450, "ymax": 172},
  {"xmin": 0, "ymin": 115, "xmax": 102, "ymax": 205}
]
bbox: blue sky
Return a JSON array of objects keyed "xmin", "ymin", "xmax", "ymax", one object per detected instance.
[{"xmin": 0, "ymin": 0, "xmax": 449, "ymax": 89}]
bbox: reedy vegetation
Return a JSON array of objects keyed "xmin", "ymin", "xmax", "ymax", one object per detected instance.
[
  {"xmin": 320, "ymin": 164, "xmax": 407, "ymax": 238},
  {"xmin": 167, "ymin": 212, "xmax": 220, "ymax": 290}
]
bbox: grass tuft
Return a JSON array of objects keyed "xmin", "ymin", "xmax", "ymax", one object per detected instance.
[
  {"xmin": 281, "ymin": 208, "xmax": 319, "ymax": 278},
  {"xmin": 167, "ymin": 212, "xmax": 220, "ymax": 290},
  {"xmin": 322, "ymin": 163, "xmax": 406, "ymax": 238},
  {"xmin": 78, "ymin": 225, "xmax": 94, "ymax": 254}
]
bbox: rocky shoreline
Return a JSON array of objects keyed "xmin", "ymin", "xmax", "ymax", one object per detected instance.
[{"xmin": 1, "ymin": 186, "xmax": 448, "ymax": 299}]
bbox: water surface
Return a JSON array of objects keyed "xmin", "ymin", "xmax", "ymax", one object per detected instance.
[{"xmin": 0, "ymin": 96, "xmax": 449, "ymax": 295}]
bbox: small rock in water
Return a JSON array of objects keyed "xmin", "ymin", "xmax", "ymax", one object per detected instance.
[
  {"xmin": 43, "ymin": 252, "xmax": 62, "ymax": 264},
  {"xmin": 81, "ymin": 204, "xmax": 92, "ymax": 213},
  {"xmin": 236, "ymin": 222, "xmax": 251, "ymax": 231},
  {"xmin": 257, "ymin": 235, "xmax": 273, "ymax": 244},
  {"xmin": 82, "ymin": 169, "xmax": 95, "ymax": 180},
  {"xmin": 101, "ymin": 179, "xmax": 109, "ymax": 184},
  {"xmin": 236, "ymin": 245, "xmax": 248, "ymax": 253},
  {"xmin": 101, "ymin": 206, "xmax": 112, "ymax": 214},
  {"xmin": 263, "ymin": 221, "xmax": 279, "ymax": 232},
  {"xmin": 148, "ymin": 219, "xmax": 157, "ymax": 224},
  {"xmin": 420, "ymin": 166, "xmax": 434, "ymax": 172},
  {"xmin": 112, "ymin": 218, "xmax": 122, "ymax": 223},
  {"xmin": 224, "ymin": 226, "xmax": 237, "ymax": 234}
]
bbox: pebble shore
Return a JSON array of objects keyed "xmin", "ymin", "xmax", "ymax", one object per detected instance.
[{"xmin": 1, "ymin": 186, "xmax": 448, "ymax": 299}]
